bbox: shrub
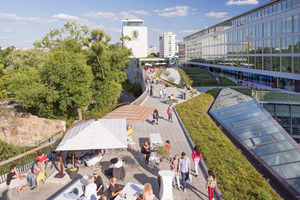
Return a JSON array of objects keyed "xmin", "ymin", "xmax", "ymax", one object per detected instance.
[{"xmin": 176, "ymin": 89, "xmax": 282, "ymax": 200}]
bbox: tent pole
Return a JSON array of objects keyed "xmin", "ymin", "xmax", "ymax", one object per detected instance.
[{"xmin": 59, "ymin": 151, "xmax": 63, "ymax": 178}]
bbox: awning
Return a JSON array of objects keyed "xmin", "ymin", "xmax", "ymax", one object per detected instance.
[
  {"xmin": 102, "ymin": 105, "xmax": 155, "ymax": 123},
  {"xmin": 145, "ymin": 63, "xmax": 152, "ymax": 66},
  {"xmin": 56, "ymin": 119, "xmax": 127, "ymax": 151}
]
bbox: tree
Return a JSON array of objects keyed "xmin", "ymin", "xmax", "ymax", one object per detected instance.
[
  {"xmin": 0, "ymin": 46, "xmax": 15, "ymax": 68},
  {"xmin": 87, "ymin": 29, "xmax": 132, "ymax": 114},
  {"xmin": 0, "ymin": 64, "xmax": 9, "ymax": 99}
]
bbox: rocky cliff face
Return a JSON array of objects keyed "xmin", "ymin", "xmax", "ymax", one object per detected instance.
[{"xmin": 0, "ymin": 101, "xmax": 66, "ymax": 146}]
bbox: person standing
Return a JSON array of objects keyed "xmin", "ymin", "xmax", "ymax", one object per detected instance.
[
  {"xmin": 205, "ymin": 170, "xmax": 217, "ymax": 200},
  {"xmin": 167, "ymin": 105, "xmax": 173, "ymax": 123},
  {"xmin": 159, "ymin": 89, "xmax": 163, "ymax": 99},
  {"xmin": 192, "ymin": 146, "xmax": 202, "ymax": 177},
  {"xmin": 163, "ymin": 87, "xmax": 167, "ymax": 99},
  {"xmin": 93, "ymin": 170, "xmax": 104, "ymax": 195},
  {"xmin": 178, "ymin": 152, "xmax": 191, "ymax": 193},
  {"xmin": 153, "ymin": 109, "xmax": 159, "ymax": 125}
]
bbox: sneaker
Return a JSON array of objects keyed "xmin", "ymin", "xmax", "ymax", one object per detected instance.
[
  {"xmin": 184, "ymin": 188, "xmax": 187, "ymax": 193},
  {"xmin": 31, "ymin": 186, "xmax": 36, "ymax": 190}
]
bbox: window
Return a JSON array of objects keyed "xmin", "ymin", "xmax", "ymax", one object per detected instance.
[
  {"xmin": 282, "ymin": 57, "xmax": 292, "ymax": 72},
  {"xmin": 264, "ymin": 39, "xmax": 271, "ymax": 53},
  {"xmin": 294, "ymin": 14, "xmax": 299, "ymax": 32},
  {"xmin": 249, "ymin": 57, "xmax": 256, "ymax": 69},
  {"xmin": 277, "ymin": 2, "xmax": 282, "ymax": 12},
  {"xmin": 264, "ymin": 57, "xmax": 271, "ymax": 70},
  {"xmin": 282, "ymin": 37, "xmax": 292, "ymax": 53},
  {"xmin": 264, "ymin": 22, "xmax": 271, "ymax": 37},
  {"xmin": 256, "ymin": 24, "xmax": 263, "ymax": 38},
  {"xmin": 294, "ymin": 57, "xmax": 300, "ymax": 74},
  {"xmin": 257, "ymin": 41, "xmax": 263, "ymax": 54},
  {"xmin": 272, "ymin": 57, "xmax": 281, "ymax": 71},
  {"xmin": 257, "ymin": 57, "xmax": 263, "ymax": 70},
  {"xmin": 294, "ymin": 35, "xmax": 300, "ymax": 53}
]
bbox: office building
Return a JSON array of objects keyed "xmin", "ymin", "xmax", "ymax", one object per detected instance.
[
  {"xmin": 159, "ymin": 32, "xmax": 176, "ymax": 58},
  {"xmin": 184, "ymin": 0, "xmax": 300, "ymax": 92},
  {"xmin": 122, "ymin": 19, "xmax": 148, "ymax": 58}
]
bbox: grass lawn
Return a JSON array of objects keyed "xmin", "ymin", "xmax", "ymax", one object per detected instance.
[
  {"xmin": 176, "ymin": 67, "xmax": 237, "ymax": 87},
  {"xmin": 232, "ymin": 88, "xmax": 253, "ymax": 97},
  {"xmin": 176, "ymin": 89, "xmax": 282, "ymax": 200}
]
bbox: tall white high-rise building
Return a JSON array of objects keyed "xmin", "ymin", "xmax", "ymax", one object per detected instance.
[
  {"xmin": 122, "ymin": 19, "xmax": 148, "ymax": 58},
  {"xmin": 159, "ymin": 32, "xmax": 176, "ymax": 58}
]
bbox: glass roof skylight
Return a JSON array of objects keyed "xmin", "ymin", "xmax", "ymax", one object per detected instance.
[{"xmin": 209, "ymin": 88, "xmax": 300, "ymax": 199}]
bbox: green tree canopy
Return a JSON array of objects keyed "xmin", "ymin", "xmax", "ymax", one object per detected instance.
[
  {"xmin": 0, "ymin": 64, "xmax": 9, "ymax": 99},
  {"xmin": 8, "ymin": 22, "xmax": 132, "ymax": 121}
]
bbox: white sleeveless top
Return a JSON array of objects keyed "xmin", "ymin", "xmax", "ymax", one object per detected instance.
[{"xmin": 145, "ymin": 190, "xmax": 155, "ymax": 200}]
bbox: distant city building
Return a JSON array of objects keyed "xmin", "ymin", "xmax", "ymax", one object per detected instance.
[
  {"xmin": 175, "ymin": 40, "xmax": 180, "ymax": 55},
  {"xmin": 122, "ymin": 19, "xmax": 148, "ymax": 58},
  {"xmin": 149, "ymin": 46, "xmax": 157, "ymax": 54},
  {"xmin": 159, "ymin": 32, "xmax": 176, "ymax": 58},
  {"xmin": 184, "ymin": 0, "xmax": 300, "ymax": 93}
]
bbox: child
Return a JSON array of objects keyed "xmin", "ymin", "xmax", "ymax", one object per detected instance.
[
  {"xmin": 205, "ymin": 170, "xmax": 217, "ymax": 200},
  {"xmin": 165, "ymin": 140, "xmax": 170, "ymax": 151}
]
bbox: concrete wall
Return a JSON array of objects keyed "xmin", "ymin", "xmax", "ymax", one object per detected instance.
[{"xmin": 126, "ymin": 58, "xmax": 146, "ymax": 92}]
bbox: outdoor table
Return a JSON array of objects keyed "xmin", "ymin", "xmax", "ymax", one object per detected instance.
[
  {"xmin": 115, "ymin": 182, "xmax": 144, "ymax": 200},
  {"xmin": 158, "ymin": 170, "xmax": 174, "ymax": 200},
  {"xmin": 149, "ymin": 133, "xmax": 163, "ymax": 147}
]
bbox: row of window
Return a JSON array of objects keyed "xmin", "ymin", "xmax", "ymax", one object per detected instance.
[
  {"xmin": 185, "ymin": 0, "xmax": 300, "ymax": 41},
  {"xmin": 187, "ymin": 35, "xmax": 300, "ymax": 55},
  {"xmin": 188, "ymin": 56, "xmax": 300, "ymax": 74}
]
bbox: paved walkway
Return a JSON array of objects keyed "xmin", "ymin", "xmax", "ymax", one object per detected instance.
[{"xmin": 130, "ymin": 69, "xmax": 210, "ymax": 200}]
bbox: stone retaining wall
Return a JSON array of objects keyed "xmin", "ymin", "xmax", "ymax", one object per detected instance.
[{"xmin": 0, "ymin": 103, "xmax": 66, "ymax": 146}]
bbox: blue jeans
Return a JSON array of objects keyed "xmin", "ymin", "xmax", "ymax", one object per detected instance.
[
  {"xmin": 27, "ymin": 173, "xmax": 38, "ymax": 187},
  {"xmin": 181, "ymin": 171, "xmax": 188, "ymax": 189},
  {"xmin": 81, "ymin": 156, "xmax": 91, "ymax": 165}
]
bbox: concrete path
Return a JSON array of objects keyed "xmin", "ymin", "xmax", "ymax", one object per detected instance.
[{"xmin": 130, "ymin": 69, "xmax": 210, "ymax": 200}]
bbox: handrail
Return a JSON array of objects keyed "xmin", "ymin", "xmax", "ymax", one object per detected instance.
[
  {"xmin": 0, "ymin": 139, "xmax": 58, "ymax": 167},
  {"xmin": 105, "ymin": 102, "xmax": 130, "ymax": 115}
]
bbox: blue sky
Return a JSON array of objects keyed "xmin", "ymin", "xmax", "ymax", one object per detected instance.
[{"xmin": 0, "ymin": 0, "xmax": 269, "ymax": 49}]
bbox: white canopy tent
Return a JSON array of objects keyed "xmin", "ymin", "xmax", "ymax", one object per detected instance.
[
  {"xmin": 144, "ymin": 63, "xmax": 152, "ymax": 66},
  {"xmin": 56, "ymin": 118, "xmax": 127, "ymax": 151}
]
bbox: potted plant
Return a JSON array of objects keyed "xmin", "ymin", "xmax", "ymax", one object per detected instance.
[
  {"xmin": 157, "ymin": 145, "xmax": 171, "ymax": 169},
  {"xmin": 69, "ymin": 167, "xmax": 78, "ymax": 179}
]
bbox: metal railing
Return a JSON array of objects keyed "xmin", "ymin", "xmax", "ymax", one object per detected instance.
[
  {"xmin": 0, "ymin": 138, "xmax": 61, "ymax": 186},
  {"xmin": 252, "ymin": 90, "xmax": 300, "ymax": 103}
]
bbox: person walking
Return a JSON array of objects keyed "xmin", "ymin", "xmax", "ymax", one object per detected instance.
[
  {"xmin": 170, "ymin": 155, "xmax": 180, "ymax": 190},
  {"xmin": 153, "ymin": 109, "xmax": 159, "ymax": 125},
  {"xmin": 149, "ymin": 84, "xmax": 153, "ymax": 97},
  {"xmin": 178, "ymin": 152, "xmax": 191, "ymax": 193},
  {"xmin": 159, "ymin": 89, "xmax": 163, "ymax": 99},
  {"xmin": 205, "ymin": 170, "xmax": 217, "ymax": 200},
  {"xmin": 192, "ymin": 145, "xmax": 202, "ymax": 177},
  {"xmin": 163, "ymin": 87, "xmax": 167, "ymax": 99},
  {"xmin": 167, "ymin": 105, "xmax": 173, "ymax": 122}
]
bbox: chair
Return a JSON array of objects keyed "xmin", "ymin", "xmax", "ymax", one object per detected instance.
[
  {"xmin": 8, "ymin": 178, "xmax": 21, "ymax": 198},
  {"xmin": 86, "ymin": 155, "xmax": 103, "ymax": 167},
  {"xmin": 37, "ymin": 171, "xmax": 46, "ymax": 190}
]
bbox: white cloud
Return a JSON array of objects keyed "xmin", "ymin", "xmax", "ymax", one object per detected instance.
[
  {"xmin": 153, "ymin": 9, "xmax": 160, "ymax": 13},
  {"xmin": 4, "ymin": 29, "xmax": 11, "ymax": 33},
  {"xmin": 51, "ymin": 13, "xmax": 104, "ymax": 29},
  {"xmin": 226, "ymin": 0, "xmax": 259, "ymax": 5},
  {"xmin": 119, "ymin": 11, "xmax": 138, "ymax": 20},
  {"xmin": 150, "ymin": 28, "xmax": 161, "ymax": 32},
  {"xmin": 129, "ymin": 10, "xmax": 150, "ymax": 16},
  {"xmin": 157, "ymin": 6, "xmax": 190, "ymax": 18},
  {"xmin": 179, "ymin": 30, "xmax": 198, "ymax": 34},
  {"xmin": 83, "ymin": 11, "xmax": 118, "ymax": 21},
  {"xmin": 109, "ymin": 28, "xmax": 121, "ymax": 33},
  {"xmin": 0, "ymin": 13, "xmax": 26, "ymax": 23},
  {"xmin": 28, "ymin": 17, "xmax": 57, "ymax": 24},
  {"xmin": 198, "ymin": 19, "xmax": 203, "ymax": 22},
  {"xmin": 191, "ymin": 8, "xmax": 197, "ymax": 11},
  {"xmin": 205, "ymin": 11, "xmax": 228, "ymax": 18}
]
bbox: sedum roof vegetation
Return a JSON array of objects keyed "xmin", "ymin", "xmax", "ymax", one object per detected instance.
[{"xmin": 176, "ymin": 89, "xmax": 282, "ymax": 200}]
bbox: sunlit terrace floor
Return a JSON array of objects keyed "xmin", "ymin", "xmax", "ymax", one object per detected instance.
[{"xmin": 0, "ymin": 71, "xmax": 215, "ymax": 200}]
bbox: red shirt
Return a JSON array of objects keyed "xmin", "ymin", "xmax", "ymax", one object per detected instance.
[
  {"xmin": 36, "ymin": 155, "xmax": 47, "ymax": 164},
  {"xmin": 166, "ymin": 144, "xmax": 170, "ymax": 151}
]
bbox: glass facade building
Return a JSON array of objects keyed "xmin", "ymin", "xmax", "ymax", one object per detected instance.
[
  {"xmin": 184, "ymin": 0, "xmax": 300, "ymax": 92},
  {"xmin": 210, "ymin": 88, "xmax": 300, "ymax": 199}
]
